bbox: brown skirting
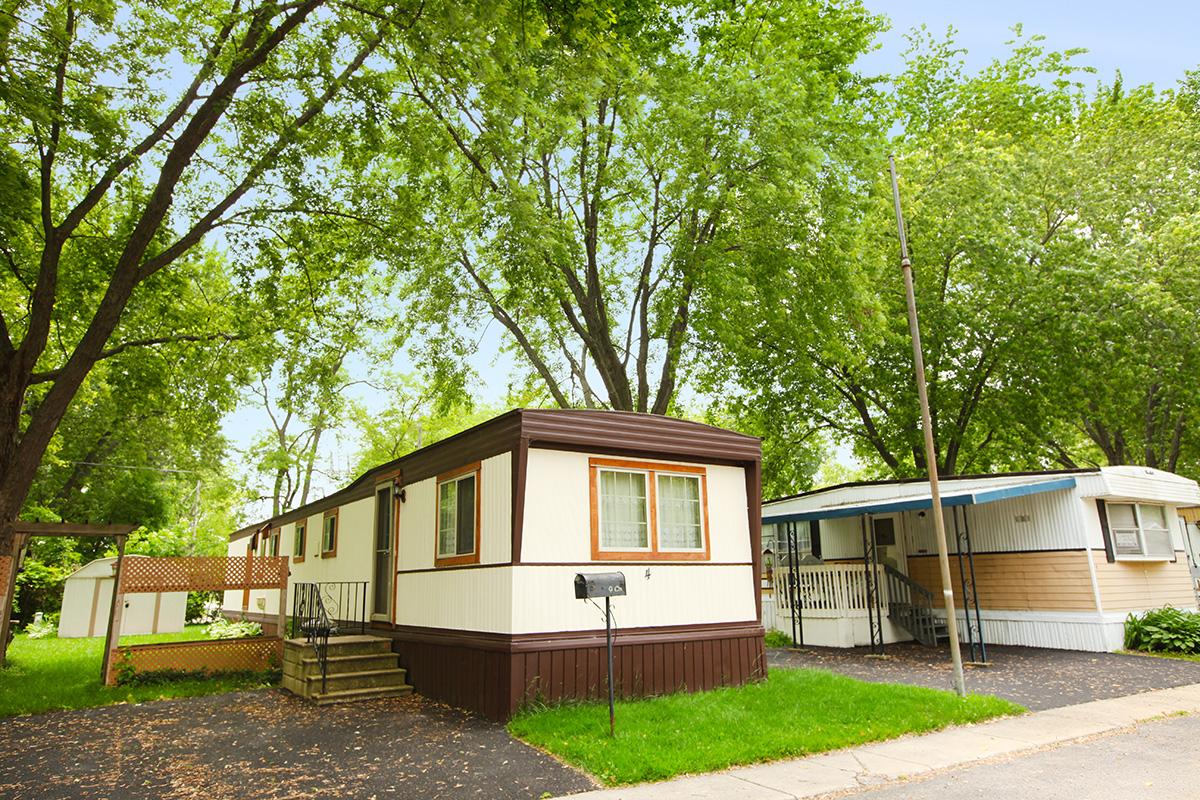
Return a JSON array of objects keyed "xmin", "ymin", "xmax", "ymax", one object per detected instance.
[{"xmin": 371, "ymin": 620, "xmax": 767, "ymax": 721}]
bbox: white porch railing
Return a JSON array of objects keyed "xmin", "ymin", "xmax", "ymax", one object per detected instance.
[{"xmin": 774, "ymin": 563, "xmax": 888, "ymax": 619}]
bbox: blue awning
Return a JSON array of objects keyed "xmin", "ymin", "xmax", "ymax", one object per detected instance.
[{"xmin": 762, "ymin": 476, "xmax": 1078, "ymax": 525}]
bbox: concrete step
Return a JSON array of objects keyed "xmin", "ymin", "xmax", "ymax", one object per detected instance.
[
  {"xmin": 301, "ymin": 667, "xmax": 409, "ymax": 692},
  {"xmin": 312, "ymin": 684, "xmax": 413, "ymax": 706},
  {"xmin": 286, "ymin": 652, "xmax": 400, "ymax": 678},
  {"xmin": 283, "ymin": 635, "xmax": 393, "ymax": 660}
]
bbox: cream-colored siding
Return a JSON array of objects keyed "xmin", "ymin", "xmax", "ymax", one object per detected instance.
[
  {"xmin": 394, "ymin": 566, "xmax": 513, "ymax": 633},
  {"xmin": 508, "ymin": 564, "xmax": 755, "ymax": 634},
  {"xmin": 396, "ymin": 452, "xmax": 513, "ymax": 572},
  {"xmin": 519, "ymin": 449, "xmax": 751, "ymax": 564},
  {"xmin": 906, "ymin": 491, "xmax": 1085, "ymax": 555}
]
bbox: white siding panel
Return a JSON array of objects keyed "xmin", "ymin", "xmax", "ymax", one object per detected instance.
[
  {"xmin": 480, "ymin": 452, "xmax": 512, "ymax": 565},
  {"xmin": 906, "ymin": 491, "xmax": 1086, "ymax": 555},
  {"xmin": 394, "ymin": 566, "xmax": 512, "ymax": 633},
  {"xmin": 520, "ymin": 449, "xmax": 591, "ymax": 563},
  {"xmin": 1099, "ymin": 466, "xmax": 1200, "ymax": 505},
  {"xmin": 398, "ymin": 478, "xmax": 436, "ymax": 571},
  {"xmin": 509, "ymin": 564, "xmax": 755, "ymax": 634},
  {"xmin": 520, "ymin": 449, "xmax": 751, "ymax": 565}
]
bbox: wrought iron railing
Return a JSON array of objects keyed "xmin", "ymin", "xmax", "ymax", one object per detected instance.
[
  {"xmin": 883, "ymin": 564, "xmax": 943, "ymax": 646},
  {"xmin": 290, "ymin": 581, "xmax": 368, "ymax": 693}
]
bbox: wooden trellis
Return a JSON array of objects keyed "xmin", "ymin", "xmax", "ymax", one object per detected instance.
[{"xmin": 104, "ymin": 555, "xmax": 289, "ymax": 686}]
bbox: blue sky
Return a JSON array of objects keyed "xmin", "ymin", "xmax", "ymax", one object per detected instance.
[
  {"xmin": 863, "ymin": 1, "xmax": 1198, "ymax": 90},
  {"xmin": 220, "ymin": 1, "xmax": 1199, "ymax": 514}
]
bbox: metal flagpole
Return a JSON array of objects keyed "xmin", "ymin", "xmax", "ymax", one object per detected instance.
[{"xmin": 888, "ymin": 155, "xmax": 967, "ymax": 697}]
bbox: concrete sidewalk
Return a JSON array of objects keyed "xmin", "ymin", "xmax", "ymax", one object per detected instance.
[{"xmin": 560, "ymin": 682, "xmax": 1200, "ymax": 799}]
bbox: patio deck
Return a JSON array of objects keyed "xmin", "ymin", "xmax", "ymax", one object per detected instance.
[{"xmin": 768, "ymin": 642, "xmax": 1200, "ymax": 710}]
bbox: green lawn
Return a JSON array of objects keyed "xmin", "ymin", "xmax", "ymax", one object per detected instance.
[
  {"xmin": 0, "ymin": 626, "xmax": 277, "ymax": 717},
  {"xmin": 509, "ymin": 668, "xmax": 1023, "ymax": 785}
]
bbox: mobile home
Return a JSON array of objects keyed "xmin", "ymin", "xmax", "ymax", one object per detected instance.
[
  {"xmin": 763, "ymin": 467, "xmax": 1200, "ymax": 653},
  {"xmin": 225, "ymin": 409, "xmax": 766, "ymax": 718}
]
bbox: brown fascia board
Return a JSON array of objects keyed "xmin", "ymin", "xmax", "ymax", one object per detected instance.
[
  {"xmin": 230, "ymin": 408, "xmax": 762, "ymax": 540},
  {"xmin": 765, "ymin": 466, "xmax": 1103, "ymax": 506}
]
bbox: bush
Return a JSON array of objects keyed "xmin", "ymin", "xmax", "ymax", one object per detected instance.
[
  {"xmin": 206, "ymin": 617, "xmax": 262, "ymax": 640},
  {"xmin": 24, "ymin": 613, "xmax": 59, "ymax": 639},
  {"xmin": 1125, "ymin": 606, "xmax": 1200, "ymax": 654},
  {"xmin": 764, "ymin": 629, "xmax": 793, "ymax": 648}
]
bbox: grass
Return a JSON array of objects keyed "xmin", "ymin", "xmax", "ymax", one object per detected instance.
[
  {"xmin": 508, "ymin": 668, "xmax": 1023, "ymax": 785},
  {"xmin": 0, "ymin": 626, "xmax": 277, "ymax": 718}
]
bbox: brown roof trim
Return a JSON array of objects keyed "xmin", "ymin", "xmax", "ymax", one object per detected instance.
[
  {"xmin": 231, "ymin": 408, "xmax": 762, "ymax": 540},
  {"xmin": 765, "ymin": 467, "xmax": 1103, "ymax": 506}
]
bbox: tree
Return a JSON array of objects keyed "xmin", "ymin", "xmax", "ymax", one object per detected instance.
[
  {"xmin": 392, "ymin": 0, "xmax": 882, "ymax": 413},
  {"xmin": 712, "ymin": 29, "xmax": 1095, "ymax": 482},
  {"xmin": 0, "ymin": 0, "xmax": 421, "ymax": 552}
]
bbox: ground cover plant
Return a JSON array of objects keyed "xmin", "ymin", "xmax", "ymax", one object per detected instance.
[
  {"xmin": 509, "ymin": 667, "xmax": 1022, "ymax": 785},
  {"xmin": 1124, "ymin": 607, "xmax": 1200, "ymax": 654},
  {"xmin": 764, "ymin": 629, "xmax": 794, "ymax": 648},
  {"xmin": 0, "ymin": 627, "xmax": 276, "ymax": 717}
]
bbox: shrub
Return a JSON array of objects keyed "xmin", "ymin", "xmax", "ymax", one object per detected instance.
[
  {"xmin": 764, "ymin": 629, "xmax": 793, "ymax": 648},
  {"xmin": 1125, "ymin": 606, "xmax": 1200, "ymax": 654},
  {"xmin": 206, "ymin": 617, "xmax": 262, "ymax": 640},
  {"xmin": 24, "ymin": 613, "xmax": 59, "ymax": 639}
]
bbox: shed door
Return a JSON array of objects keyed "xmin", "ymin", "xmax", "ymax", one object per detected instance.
[{"xmin": 373, "ymin": 485, "xmax": 395, "ymax": 620}]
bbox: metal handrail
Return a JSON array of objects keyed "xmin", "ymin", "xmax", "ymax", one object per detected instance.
[
  {"xmin": 883, "ymin": 564, "xmax": 942, "ymax": 646},
  {"xmin": 290, "ymin": 581, "xmax": 367, "ymax": 694}
]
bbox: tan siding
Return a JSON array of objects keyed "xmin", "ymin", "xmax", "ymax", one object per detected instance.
[
  {"xmin": 1091, "ymin": 553, "xmax": 1197, "ymax": 611},
  {"xmin": 907, "ymin": 551, "xmax": 1099, "ymax": 612}
]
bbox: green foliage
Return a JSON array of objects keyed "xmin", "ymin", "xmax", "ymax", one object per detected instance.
[
  {"xmin": 390, "ymin": 0, "xmax": 884, "ymax": 414},
  {"xmin": 509, "ymin": 668, "xmax": 1022, "ymax": 785},
  {"xmin": 205, "ymin": 618, "xmax": 262, "ymax": 640},
  {"xmin": 118, "ymin": 667, "xmax": 281, "ymax": 687},
  {"xmin": 13, "ymin": 557, "xmax": 74, "ymax": 618},
  {"xmin": 763, "ymin": 629, "xmax": 793, "ymax": 648},
  {"xmin": 186, "ymin": 591, "xmax": 221, "ymax": 624},
  {"xmin": 1124, "ymin": 607, "xmax": 1200, "ymax": 654},
  {"xmin": 24, "ymin": 613, "xmax": 59, "ymax": 640}
]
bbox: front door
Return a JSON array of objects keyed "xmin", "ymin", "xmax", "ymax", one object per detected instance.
[
  {"xmin": 872, "ymin": 516, "xmax": 906, "ymax": 573},
  {"xmin": 372, "ymin": 485, "xmax": 395, "ymax": 620}
]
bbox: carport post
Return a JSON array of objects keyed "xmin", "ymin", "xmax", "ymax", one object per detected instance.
[{"xmin": 890, "ymin": 155, "xmax": 966, "ymax": 697}]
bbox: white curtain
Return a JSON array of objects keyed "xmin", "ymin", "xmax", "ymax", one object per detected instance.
[
  {"xmin": 658, "ymin": 474, "xmax": 702, "ymax": 549},
  {"xmin": 600, "ymin": 470, "xmax": 649, "ymax": 548},
  {"xmin": 438, "ymin": 480, "xmax": 457, "ymax": 556}
]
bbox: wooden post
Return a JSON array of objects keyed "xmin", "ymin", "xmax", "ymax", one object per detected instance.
[
  {"xmin": 277, "ymin": 559, "xmax": 289, "ymax": 640},
  {"xmin": 101, "ymin": 534, "xmax": 128, "ymax": 685},
  {"xmin": 0, "ymin": 533, "xmax": 28, "ymax": 666}
]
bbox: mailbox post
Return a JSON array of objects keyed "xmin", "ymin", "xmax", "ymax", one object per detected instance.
[{"xmin": 574, "ymin": 572, "xmax": 626, "ymax": 736}]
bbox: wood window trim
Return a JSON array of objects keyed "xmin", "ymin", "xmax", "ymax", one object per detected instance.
[
  {"xmin": 292, "ymin": 521, "xmax": 306, "ymax": 564},
  {"xmin": 589, "ymin": 457, "xmax": 710, "ymax": 562},
  {"xmin": 435, "ymin": 461, "xmax": 482, "ymax": 568},
  {"xmin": 321, "ymin": 508, "xmax": 339, "ymax": 558}
]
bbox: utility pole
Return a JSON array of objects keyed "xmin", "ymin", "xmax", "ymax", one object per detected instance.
[{"xmin": 889, "ymin": 155, "xmax": 967, "ymax": 697}]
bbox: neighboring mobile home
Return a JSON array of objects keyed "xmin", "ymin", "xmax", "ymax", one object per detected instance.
[
  {"xmin": 224, "ymin": 409, "xmax": 766, "ymax": 719},
  {"xmin": 762, "ymin": 467, "xmax": 1200, "ymax": 653}
]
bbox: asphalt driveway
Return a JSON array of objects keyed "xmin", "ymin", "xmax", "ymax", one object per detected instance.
[
  {"xmin": 0, "ymin": 689, "xmax": 595, "ymax": 800},
  {"xmin": 768, "ymin": 642, "xmax": 1200, "ymax": 710}
]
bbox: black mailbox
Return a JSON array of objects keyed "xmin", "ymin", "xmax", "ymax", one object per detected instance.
[{"xmin": 574, "ymin": 572, "xmax": 626, "ymax": 600}]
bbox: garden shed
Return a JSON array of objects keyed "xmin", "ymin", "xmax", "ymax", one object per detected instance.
[{"xmin": 58, "ymin": 556, "xmax": 187, "ymax": 638}]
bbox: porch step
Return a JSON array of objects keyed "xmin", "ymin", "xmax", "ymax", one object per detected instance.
[
  {"xmin": 282, "ymin": 635, "xmax": 407, "ymax": 703},
  {"xmin": 311, "ymin": 684, "xmax": 413, "ymax": 706},
  {"xmin": 289, "ymin": 653, "xmax": 401, "ymax": 678}
]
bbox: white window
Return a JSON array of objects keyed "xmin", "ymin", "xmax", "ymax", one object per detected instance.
[
  {"xmin": 1109, "ymin": 502, "xmax": 1174, "ymax": 559},
  {"xmin": 438, "ymin": 472, "xmax": 478, "ymax": 559},
  {"xmin": 598, "ymin": 469, "xmax": 650, "ymax": 550},
  {"xmin": 657, "ymin": 473, "xmax": 704, "ymax": 551}
]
